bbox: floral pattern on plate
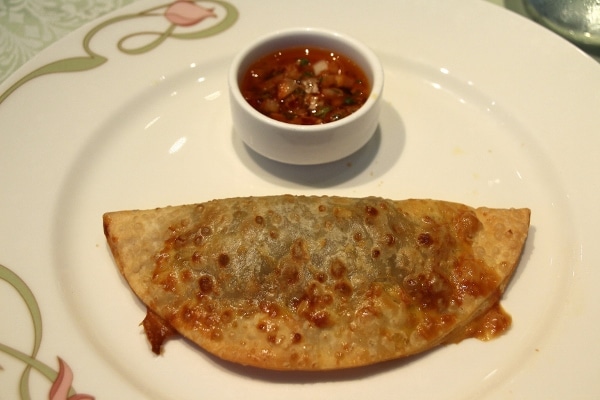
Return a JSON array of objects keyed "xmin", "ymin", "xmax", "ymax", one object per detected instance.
[
  {"xmin": 0, "ymin": 0, "xmax": 136, "ymax": 84},
  {"xmin": 0, "ymin": 0, "xmax": 238, "ymax": 105},
  {"xmin": 0, "ymin": 1, "xmax": 238, "ymax": 398},
  {"xmin": 0, "ymin": 264, "xmax": 94, "ymax": 399}
]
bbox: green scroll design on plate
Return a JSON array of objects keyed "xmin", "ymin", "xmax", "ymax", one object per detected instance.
[
  {"xmin": 0, "ymin": 0, "xmax": 239, "ymax": 106},
  {"xmin": 0, "ymin": 263, "xmax": 93, "ymax": 399}
]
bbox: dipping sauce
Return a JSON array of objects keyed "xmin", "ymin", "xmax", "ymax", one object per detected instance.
[{"xmin": 240, "ymin": 46, "xmax": 371, "ymax": 125}]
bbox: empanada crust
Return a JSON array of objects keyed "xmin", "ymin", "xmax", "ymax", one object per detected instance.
[{"xmin": 103, "ymin": 195, "xmax": 530, "ymax": 370}]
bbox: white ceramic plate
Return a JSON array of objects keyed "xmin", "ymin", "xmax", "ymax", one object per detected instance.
[{"xmin": 1, "ymin": 0, "xmax": 599, "ymax": 398}]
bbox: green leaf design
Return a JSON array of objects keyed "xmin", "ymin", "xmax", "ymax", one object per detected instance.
[
  {"xmin": 0, "ymin": 264, "xmax": 44, "ymax": 399},
  {"xmin": 0, "ymin": 264, "xmax": 78, "ymax": 399},
  {"xmin": 0, "ymin": 55, "xmax": 108, "ymax": 105},
  {"xmin": 0, "ymin": 0, "xmax": 238, "ymax": 106}
]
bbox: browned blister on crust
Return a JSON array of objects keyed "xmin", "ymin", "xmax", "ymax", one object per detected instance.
[{"xmin": 103, "ymin": 195, "xmax": 530, "ymax": 370}]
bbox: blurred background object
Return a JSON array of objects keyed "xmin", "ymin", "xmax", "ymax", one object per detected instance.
[{"xmin": 522, "ymin": 0, "xmax": 600, "ymax": 50}]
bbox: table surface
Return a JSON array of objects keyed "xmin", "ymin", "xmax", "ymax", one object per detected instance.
[{"xmin": 0, "ymin": 0, "xmax": 597, "ymax": 85}]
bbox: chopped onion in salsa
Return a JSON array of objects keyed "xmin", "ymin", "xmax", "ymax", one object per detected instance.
[{"xmin": 240, "ymin": 46, "xmax": 370, "ymax": 125}]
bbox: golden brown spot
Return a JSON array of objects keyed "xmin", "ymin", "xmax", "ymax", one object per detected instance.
[
  {"xmin": 403, "ymin": 272, "xmax": 451, "ymax": 310},
  {"xmin": 182, "ymin": 269, "xmax": 193, "ymax": 282},
  {"xmin": 259, "ymin": 301, "xmax": 281, "ymax": 318},
  {"xmin": 309, "ymin": 310, "xmax": 332, "ymax": 328},
  {"xmin": 291, "ymin": 332, "xmax": 302, "ymax": 344},
  {"xmin": 154, "ymin": 252, "xmax": 169, "ymax": 264},
  {"xmin": 371, "ymin": 248, "xmax": 381, "ymax": 258},
  {"xmin": 191, "ymin": 251, "xmax": 202, "ymax": 263},
  {"xmin": 290, "ymin": 352, "xmax": 299, "ymax": 363},
  {"xmin": 269, "ymin": 230, "xmax": 279, "ymax": 239},
  {"xmin": 315, "ymin": 272, "xmax": 327, "ymax": 283},
  {"xmin": 318, "ymin": 204, "xmax": 326, "ymax": 212},
  {"xmin": 198, "ymin": 275, "xmax": 213, "ymax": 294},
  {"xmin": 221, "ymin": 309, "xmax": 233, "ymax": 324},
  {"xmin": 365, "ymin": 205, "xmax": 379, "ymax": 216},
  {"xmin": 200, "ymin": 226, "xmax": 212, "ymax": 236},
  {"xmin": 384, "ymin": 233, "xmax": 396, "ymax": 246},
  {"xmin": 330, "ymin": 259, "xmax": 347, "ymax": 278},
  {"xmin": 453, "ymin": 259, "xmax": 499, "ymax": 299},
  {"xmin": 455, "ymin": 211, "xmax": 480, "ymax": 240},
  {"xmin": 290, "ymin": 212, "xmax": 300, "ymax": 223},
  {"xmin": 299, "ymin": 284, "xmax": 334, "ymax": 314},
  {"xmin": 193, "ymin": 236, "xmax": 203, "ymax": 246},
  {"xmin": 333, "ymin": 207, "xmax": 351, "ymax": 219},
  {"xmin": 267, "ymin": 334, "xmax": 278, "ymax": 344},
  {"xmin": 334, "ymin": 281, "xmax": 353, "ymax": 297},
  {"xmin": 210, "ymin": 329, "xmax": 223, "ymax": 341},
  {"xmin": 353, "ymin": 232, "xmax": 363, "ymax": 242},
  {"xmin": 281, "ymin": 264, "xmax": 300, "ymax": 284},
  {"xmin": 175, "ymin": 234, "xmax": 187, "ymax": 246},
  {"xmin": 270, "ymin": 211, "xmax": 283, "ymax": 224},
  {"xmin": 291, "ymin": 239, "xmax": 308, "ymax": 260},
  {"xmin": 255, "ymin": 215, "xmax": 264, "ymax": 224},
  {"xmin": 417, "ymin": 232, "xmax": 433, "ymax": 246},
  {"xmin": 366, "ymin": 283, "xmax": 383, "ymax": 298},
  {"xmin": 180, "ymin": 304, "xmax": 197, "ymax": 323},
  {"xmin": 161, "ymin": 273, "xmax": 177, "ymax": 292},
  {"xmin": 218, "ymin": 253, "xmax": 230, "ymax": 267},
  {"xmin": 289, "ymin": 297, "xmax": 302, "ymax": 311},
  {"xmin": 321, "ymin": 293, "xmax": 333, "ymax": 305}
]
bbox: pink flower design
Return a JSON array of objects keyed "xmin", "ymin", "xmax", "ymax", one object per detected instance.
[
  {"xmin": 49, "ymin": 358, "xmax": 95, "ymax": 400},
  {"xmin": 165, "ymin": 0, "xmax": 217, "ymax": 27}
]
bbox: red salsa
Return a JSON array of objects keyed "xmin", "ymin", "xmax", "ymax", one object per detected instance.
[{"xmin": 240, "ymin": 46, "xmax": 371, "ymax": 125}]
